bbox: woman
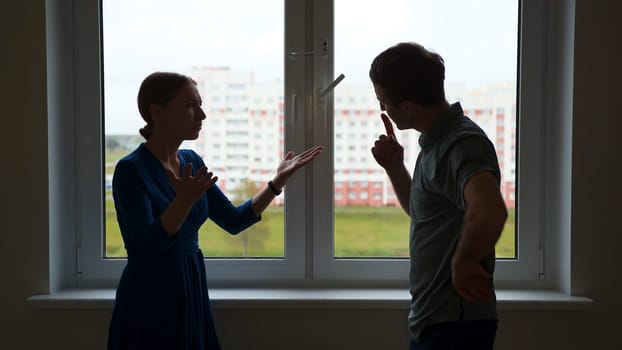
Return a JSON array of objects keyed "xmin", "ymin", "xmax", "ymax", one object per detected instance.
[{"xmin": 107, "ymin": 72, "xmax": 322, "ymax": 349}]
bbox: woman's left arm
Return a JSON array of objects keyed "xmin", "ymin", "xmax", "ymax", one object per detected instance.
[
  {"xmin": 250, "ymin": 146, "xmax": 323, "ymax": 216},
  {"xmin": 205, "ymin": 146, "xmax": 322, "ymax": 234}
]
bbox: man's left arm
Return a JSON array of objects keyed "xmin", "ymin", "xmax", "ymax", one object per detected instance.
[{"xmin": 452, "ymin": 170, "xmax": 508, "ymax": 303}]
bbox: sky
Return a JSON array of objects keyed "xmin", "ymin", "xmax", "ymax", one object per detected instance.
[{"xmin": 103, "ymin": 0, "xmax": 518, "ymax": 134}]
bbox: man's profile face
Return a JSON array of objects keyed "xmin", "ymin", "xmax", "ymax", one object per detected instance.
[{"xmin": 374, "ymin": 84, "xmax": 408, "ymax": 130}]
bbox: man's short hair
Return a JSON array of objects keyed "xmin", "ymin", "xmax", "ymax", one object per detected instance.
[{"xmin": 369, "ymin": 42, "xmax": 446, "ymax": 106}]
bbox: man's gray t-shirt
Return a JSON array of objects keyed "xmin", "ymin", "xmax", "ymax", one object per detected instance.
[{"xmin": 408, "ymin": 102, "xmax": 500, "ymax": 341}]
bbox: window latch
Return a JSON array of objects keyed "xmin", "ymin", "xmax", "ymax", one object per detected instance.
[{"xmin": 289, "ymin": 41, "xmax": 329, "ymax": 60}]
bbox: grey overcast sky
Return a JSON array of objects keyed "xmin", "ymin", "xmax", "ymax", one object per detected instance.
[{"xmin": 103, "ymin": 0, "xmax": 518, "ymax": 134}]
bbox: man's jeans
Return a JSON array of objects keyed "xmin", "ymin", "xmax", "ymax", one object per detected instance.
[{"xmin": 409, "ymin": 319, "xmax": 498, "ymax": 350}]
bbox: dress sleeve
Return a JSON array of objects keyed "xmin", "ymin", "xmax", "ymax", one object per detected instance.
[
  {"xmin": 112, "ymin": 159, "xmax": 175, "ymax": 258},
  {"xmin": 206, "ymin": 186, "xmax": 261, "ymax": 235}
]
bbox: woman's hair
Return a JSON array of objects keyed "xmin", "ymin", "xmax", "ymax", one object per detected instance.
[
  {"xmin": 369, "ymin": 42, "xmax": 445, "ymax": 107},
  {"xmin": 137, "ymin": 72, "xmax": 196, "ymax": 139}
]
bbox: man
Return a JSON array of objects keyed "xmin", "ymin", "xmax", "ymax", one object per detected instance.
[{"xmin": 369, "ymin": 42, "xmax": 508, "ymax": 349}]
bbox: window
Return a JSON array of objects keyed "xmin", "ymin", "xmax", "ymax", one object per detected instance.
[{"xmin": 75, "ymin": 0, "xmax": 544, "ymax": 285}]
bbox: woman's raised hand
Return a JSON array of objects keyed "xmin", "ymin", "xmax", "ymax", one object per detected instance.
[
  {"xmin": 273, "ymin": 146, "xmax": 323, "ymax": 186},
  {"xmin": 166, "ymin": 163, "xmax": 218, "ymax": 205}
]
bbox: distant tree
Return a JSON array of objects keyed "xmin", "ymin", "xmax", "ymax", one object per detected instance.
[
  {"xmin": 106, "ymin": 136, "xmax": 120, "ymax": 151},
  {"xmin": 228, "ymin": 178, "xmax": 270, "ymax": 257}
]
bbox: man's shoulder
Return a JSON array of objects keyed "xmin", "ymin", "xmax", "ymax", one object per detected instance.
[{"xmin": 443, "ymin": 117, "xmax": 492, "ymax": 150}]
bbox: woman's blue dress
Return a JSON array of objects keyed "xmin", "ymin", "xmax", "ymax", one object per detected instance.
[{"xmin": 107, "ymin": 144, "xmax": 260, "ymax": 350}]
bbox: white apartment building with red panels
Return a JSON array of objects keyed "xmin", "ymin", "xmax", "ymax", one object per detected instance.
[{"xmin": 190, "ymin": 67, "xmax": 516, "ymax": 209}]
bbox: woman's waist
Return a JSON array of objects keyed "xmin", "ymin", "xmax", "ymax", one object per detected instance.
[{"xmin": 126, "ymin": 242, "xmax": 202, "ymax": 262}]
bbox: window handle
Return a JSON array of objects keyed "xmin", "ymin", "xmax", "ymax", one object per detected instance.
[{"xmin": 319, "ymin": 73, "xmax": 345, "ymax": 98}]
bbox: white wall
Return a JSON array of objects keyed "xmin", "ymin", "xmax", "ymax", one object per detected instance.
[{"xmin": 1, "ymin": 0, "xmax": 621, "ymax": 349}]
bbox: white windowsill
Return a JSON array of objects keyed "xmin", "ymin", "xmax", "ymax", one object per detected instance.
[{"xmin": 27, "ymin": 288, "xmax": 593, "ymax": 311}]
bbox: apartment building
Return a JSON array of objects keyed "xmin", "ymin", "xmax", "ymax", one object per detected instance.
[{"xmin": 190, "ymin": 66, "xmax": 516, "ymax": 209}]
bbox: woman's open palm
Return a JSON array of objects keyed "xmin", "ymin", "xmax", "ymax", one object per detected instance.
[{"xmin": 276, "ymin": 146, "xmax": 323, "ymax": 179}]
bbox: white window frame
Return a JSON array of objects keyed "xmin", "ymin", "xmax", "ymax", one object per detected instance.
[
  {"xmin": 312, "ymin": 0, "xmax": 544, "ymax": 283},
  {"xmin": 77, "ymin": 0, "xmax": 309, "ymax": 284},
  {"xmin": 70, "ymin": 0, "xmax": 546, "ymax": 288}
]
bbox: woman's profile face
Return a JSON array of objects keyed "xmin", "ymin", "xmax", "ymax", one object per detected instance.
[{"xmin": 155, "ymin": 82, "xmax": 206, "ymax": 141}]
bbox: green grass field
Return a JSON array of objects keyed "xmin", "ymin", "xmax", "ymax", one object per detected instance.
[{"xmin": 105, "ymin": 192, "xmax": 516, "ymax": 259}]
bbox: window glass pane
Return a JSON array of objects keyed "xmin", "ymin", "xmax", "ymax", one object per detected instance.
[
  {"xmin": 103, "ymin": 0, "xmax": 285, "ymax": 258},
  {"xmin": 334, "ymin": 0, "xmax": 518, "ymax": 258}
]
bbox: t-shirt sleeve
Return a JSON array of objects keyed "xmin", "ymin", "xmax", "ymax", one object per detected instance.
[{"xmin": 444, "ymin": 135, "xmax": 501, "ymax": 211}]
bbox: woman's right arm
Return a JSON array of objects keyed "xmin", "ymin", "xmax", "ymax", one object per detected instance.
[
  {"xmin": 160, "ymin": 163, "xmax": 218, "ymax": 236},
  {"xmin": 113, "ymin": 160, "xmax": 217, "ymax": 256},
  {"xmin": 113, "ymin": 161, "xmax": 174, "ymax": 256}
]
